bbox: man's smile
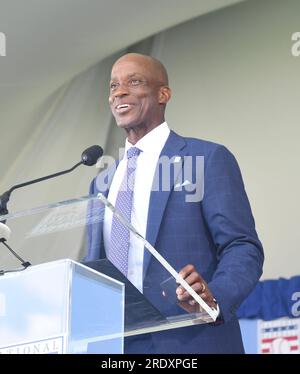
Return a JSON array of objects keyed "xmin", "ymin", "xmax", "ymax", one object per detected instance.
[{"xmin": 115, "ymin": 103, "xmax": 134, "ymax": 114}]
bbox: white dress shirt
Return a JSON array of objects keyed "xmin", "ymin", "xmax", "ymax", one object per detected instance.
[{"xmin": 103, "ymin": 122, "xmax": 170, "ymax": 292}]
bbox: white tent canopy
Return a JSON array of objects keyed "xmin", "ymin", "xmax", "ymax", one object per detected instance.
[{"xmin": 0, "ymin": 0, "xmax": 243, "ymax": 266}]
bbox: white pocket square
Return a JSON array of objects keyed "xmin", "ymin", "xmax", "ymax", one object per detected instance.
[{"xmin": 174, "ymin": 179, "xmax": 191, "ymax": 189}]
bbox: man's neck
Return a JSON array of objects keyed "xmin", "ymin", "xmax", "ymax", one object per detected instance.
[{"xmin": 125, "ymin": 120, "xmax": 165, "ymax": 145}]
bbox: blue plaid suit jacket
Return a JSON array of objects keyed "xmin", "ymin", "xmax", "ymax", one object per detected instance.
[{"xmin": 85, "ymin": 130, "xmax": 264, "ymax": 353}]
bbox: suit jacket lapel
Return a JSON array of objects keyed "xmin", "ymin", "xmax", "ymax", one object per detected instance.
[{"xmin": 143, "ymin": 131, "xmax": 187, "ymax": 277}]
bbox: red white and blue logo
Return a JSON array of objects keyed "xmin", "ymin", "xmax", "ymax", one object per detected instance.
[{"xmin": 259, "ymin": 318, "xmax": 300, "ymax": 354}]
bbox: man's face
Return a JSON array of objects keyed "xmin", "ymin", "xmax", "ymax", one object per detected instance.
[{"xmin": 109, "ymin": 57, "xmax": 165, "ymax": 130}]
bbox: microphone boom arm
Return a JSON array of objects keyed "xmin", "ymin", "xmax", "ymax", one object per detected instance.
[{"xmin": 0, "ymin": 161, "xmax": 83, "ymax": 217}]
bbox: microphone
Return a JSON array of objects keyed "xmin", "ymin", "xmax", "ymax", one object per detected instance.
[
  {"xmin": 81, "ymin": 145, "xmax": 103, "ymax": 166},
  {"xmin": 0, "ymin": 145, "xmax": 103, "ymax": 275},
  {"xmin": 0, "ymin": 145, "xmax": 103, "ymax": 218}
]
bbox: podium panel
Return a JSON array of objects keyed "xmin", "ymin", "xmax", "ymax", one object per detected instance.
[{"xmin": 0, "ymin": 259, "xmax": 124, "ymax": 354}]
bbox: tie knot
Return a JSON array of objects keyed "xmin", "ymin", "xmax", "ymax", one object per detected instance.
[{"xmin": 127, "ymin": 147, "xmax": 141, "ymax": 159}]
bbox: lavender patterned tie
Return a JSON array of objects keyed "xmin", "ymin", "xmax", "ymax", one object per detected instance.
[{"xmin": 108, "ymin": 146, "xmax": 141, "ymax": 276}]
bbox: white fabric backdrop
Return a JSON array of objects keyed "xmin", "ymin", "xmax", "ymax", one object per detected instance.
[{"xmin": 0, "ymin": 56, "xmax": 117, "ymax": 268}]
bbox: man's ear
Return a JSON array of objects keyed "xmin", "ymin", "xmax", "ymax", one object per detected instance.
[{"xmin": 158, "ymin": 86, "xmax": 171, "ymax": 104}]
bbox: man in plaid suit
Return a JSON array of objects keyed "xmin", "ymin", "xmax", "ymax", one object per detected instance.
[{"xmin": 86, "ymin": 53, "xmax": 264, "ymax": 353}]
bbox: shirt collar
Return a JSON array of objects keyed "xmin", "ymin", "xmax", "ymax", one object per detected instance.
[{"xmin": 124, "ymin": 122, "xmax": 170, "ymax": 157}]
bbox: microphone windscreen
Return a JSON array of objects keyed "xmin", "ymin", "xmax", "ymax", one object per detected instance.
[
  {"xmin": 81, "ymin": 145, "xmax": 103, "ymax": 166},
  {"xmin": 0, "ymin": 222, "xmax": 11, "ymax": 241}
]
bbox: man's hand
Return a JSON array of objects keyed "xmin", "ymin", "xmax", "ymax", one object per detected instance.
[{"xmin": 176, "ymin": 264, "xmax": 217, "ymax": 313}]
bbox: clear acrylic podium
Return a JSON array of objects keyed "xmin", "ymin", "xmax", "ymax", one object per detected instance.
[
  {"xmin": 0, "ymin": 195, "xmax": 218, "ymax": 354},
  {"xmin": 0, "ymin": 259, "xmax": 124, "ymax": 353}
]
